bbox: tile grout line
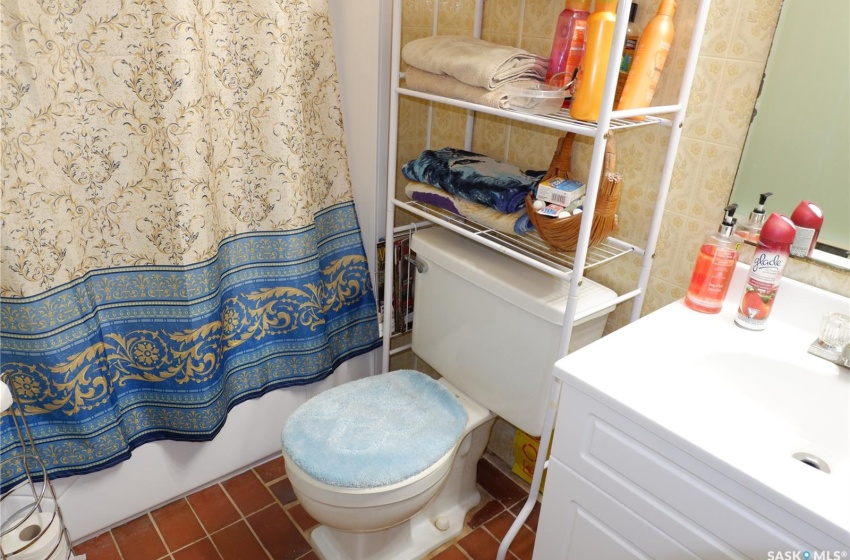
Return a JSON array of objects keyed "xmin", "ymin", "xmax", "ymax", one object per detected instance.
[
  {"xmin": 281, "ymin": 501, "xmax": 315, "ymax": 547},
  {"xmin": 181, "ymin": 501, "xmax": 213, "ymax": 557},
  {"xmin": 108, "ymin": 530, "xmax": 125, "ymax": 560},
  {"xmin": 480, "ymin": 524, "xmax": 519, "ymax": 560},
  {"xmin": 227, "ymin": 471, "xmax": 287, "ymax": 560},
  {"xmin": 252, "ymin": 461, "xmax": 288, "ymax": 486},
  {"xmin": 255, "ymin": 466, "xmax": 319, "ymax": 554},
  {"xmin": 183, "ymin": 485, "xmax": 232, "ymax": 559},
  {"xmin": 144, "ymin": 511, "xmax": 172, "ymax": 559},
  {"xmin": 216, "ymin": 480, "xmax": 273, "ymax": 560},
  {"xmin": 244, "ymin": 503, "xmax": 282, "ymax": 560},
  {"xmin": 236, "ymin": 471, "xmax": 277, "ymax": 560}
]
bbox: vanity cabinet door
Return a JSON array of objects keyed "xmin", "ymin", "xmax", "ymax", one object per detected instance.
[{"xmin": 534, "ymin": 457, "xmax": 699, "ymax": 559}]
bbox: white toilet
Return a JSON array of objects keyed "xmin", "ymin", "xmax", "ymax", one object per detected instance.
[{"xmin": 281, "ymin": 228, "xmax": 617, "ymax": 560}]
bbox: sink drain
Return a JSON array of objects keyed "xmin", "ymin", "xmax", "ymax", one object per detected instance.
[{"xmin": 792, "ymin": 452, "xmax": 831, "ymax": 474}]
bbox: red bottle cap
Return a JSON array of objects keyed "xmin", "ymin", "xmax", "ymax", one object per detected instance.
[
  {"xmin": 790, "ymin": 201, "xmax": 824, "ymax": 229},
  {"xmin": 759, "ymin": 213, "xmax": 796, "ymax": 245}
]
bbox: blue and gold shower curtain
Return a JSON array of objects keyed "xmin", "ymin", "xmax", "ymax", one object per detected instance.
[{"xmin": 0, "ymin": 0, "xmax": 380, "ymax": 487}]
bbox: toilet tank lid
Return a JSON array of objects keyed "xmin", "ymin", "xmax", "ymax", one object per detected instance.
[{"xmin": 410, "ymin": 228, "xmax": 618, "ymax": 326}]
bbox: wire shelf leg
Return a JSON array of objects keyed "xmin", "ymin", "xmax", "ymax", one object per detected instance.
[{"xmin": 496, "ymin": 377, "xmax": 562, "ymax": 560}]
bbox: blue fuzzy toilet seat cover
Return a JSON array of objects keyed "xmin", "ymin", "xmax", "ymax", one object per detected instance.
[{"xmin": 282, "ymin": 370, "xmax": 468, "ymax": 489}]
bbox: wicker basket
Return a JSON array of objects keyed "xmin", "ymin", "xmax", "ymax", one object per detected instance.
[{"xmin": 526, "ymin": 133, "xmax": 622, "ymax": 252}]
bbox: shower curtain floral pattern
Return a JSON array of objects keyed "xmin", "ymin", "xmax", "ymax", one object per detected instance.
[{"xmin": 0, "ymin": 0, "xmax": 380, "ymax": 486}]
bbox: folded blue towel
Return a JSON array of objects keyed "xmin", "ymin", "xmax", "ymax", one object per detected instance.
[
  {"xmin": 402, "ymin": 148, "xmax": 545, "ymax": 214},
  {"xmin": 405, "ymin": 182, "xmax": 534, "ymax": 235}
]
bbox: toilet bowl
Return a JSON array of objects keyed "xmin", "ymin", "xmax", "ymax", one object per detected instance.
[
  {"xmin": 282, "ymin": 371, "xmax": 494, "ymax": 560},
  {"xmin": 281, "ymin": 227, "xmax": 618, "ymax": 559}
]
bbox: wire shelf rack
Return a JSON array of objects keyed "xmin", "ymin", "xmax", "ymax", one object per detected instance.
[{"xmin": 394, "ymin": 200, "xmax": 636, "ymax": 279}]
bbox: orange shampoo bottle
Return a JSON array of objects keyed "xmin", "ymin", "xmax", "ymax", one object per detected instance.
[
  {"xmin": 569, "ymin": 0, "xmax": 617, "ymax": 122},
  {"xmin": 616, "ymin": 0, "xmax": 676, "ymax": 117}
]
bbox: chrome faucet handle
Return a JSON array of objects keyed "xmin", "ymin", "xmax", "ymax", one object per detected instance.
[
  {"xmin": 819, "ymin": 312, "xmax": 850, "ymax": 350},
  {"xmin": 808, "ymin": 312, "xmax": 850, "ymax": 366}
]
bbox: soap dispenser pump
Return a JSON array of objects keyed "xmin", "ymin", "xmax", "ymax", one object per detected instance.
[
  {"xmin": 735, "ymin": 192, "xmax": 772, "ymax": 242},
  {"xmin": 684, "ymin": 204, "xmax": 744, "ymax": 314}
]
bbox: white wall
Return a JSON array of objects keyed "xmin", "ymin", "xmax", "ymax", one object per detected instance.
[{"xmin": 328, "ymin": 0, "xmax": 391, "ymax": 307}]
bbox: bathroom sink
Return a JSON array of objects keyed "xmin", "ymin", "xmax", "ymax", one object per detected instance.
[
  {"xmin": 553, "ymin": 262, "xmax": 850, "ymax": 545},
  {"xmin": 688, "ymin": 353, "xmax": 849, "ymax": 479}
]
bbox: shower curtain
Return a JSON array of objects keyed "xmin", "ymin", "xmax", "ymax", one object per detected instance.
[{"xmin": 0, "ymin": 0, "xmax": 381, "ymax": 487}]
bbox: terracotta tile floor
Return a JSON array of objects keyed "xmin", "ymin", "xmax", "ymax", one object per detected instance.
[{"xmin": 73, "ymin": 454, "xmax": 541, "ymax": 560}]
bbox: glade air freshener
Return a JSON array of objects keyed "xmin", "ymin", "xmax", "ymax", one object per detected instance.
[{"xmin": 734, "ymin": 213, "xmax": 796, "ymax": 330}]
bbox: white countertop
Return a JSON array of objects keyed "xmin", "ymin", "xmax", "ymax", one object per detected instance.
[{"xmin": 554, "ymin": 263, "xmax": 850, "ymax": 543}]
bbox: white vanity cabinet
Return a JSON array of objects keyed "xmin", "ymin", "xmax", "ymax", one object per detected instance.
[
  {"xmin": 535, "ymin": 385, "xmax": 841, "ymax": 559},
  {"xmin": 533, "ymin": 279, "xmax": 850, "ymax": 558}
]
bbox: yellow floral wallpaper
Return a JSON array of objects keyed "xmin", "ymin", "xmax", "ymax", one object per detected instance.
[{"xmin": 396, "ymin": 0, "xmax": 849, "ymax": 335}]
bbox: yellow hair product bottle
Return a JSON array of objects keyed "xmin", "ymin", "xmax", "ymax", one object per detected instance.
[
  {"xmin": 616, "ymin": 0, "xmax": 676, "ymax": 119},
  {"xmin": 569, "ymin": 0, "xmax": 617, "ymax": 122}
]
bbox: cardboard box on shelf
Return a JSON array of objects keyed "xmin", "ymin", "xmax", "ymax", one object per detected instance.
[
  {"xmin": 512, "ymin": 428, "xmax": 552, "ymax": 492},
  {"xmin": 535, "ymin": 177, "xmax": 585, "ymax": 206}
]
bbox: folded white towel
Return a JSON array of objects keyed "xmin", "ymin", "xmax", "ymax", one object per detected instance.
[
  {"xmin": 404, "ymin": 67, "xmax": 542, "ymax": 110},
  {"xmin": 402, "ymin": 36, "xmax": 546, "ymax": 91}
]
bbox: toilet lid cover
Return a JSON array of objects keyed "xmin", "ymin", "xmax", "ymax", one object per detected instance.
[{"xmin": 282, "ymin": 370, "xmax": 468, "ymax": 489}]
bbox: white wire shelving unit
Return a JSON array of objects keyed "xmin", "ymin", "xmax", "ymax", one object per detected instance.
[{"xmin": 380, "ymin": 1, "xmax": 712, "ymax": 557}]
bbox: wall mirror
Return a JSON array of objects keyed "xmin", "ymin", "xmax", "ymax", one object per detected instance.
[{"xmin": 728, "ymin": 0, "xmax": 849, "ymax": 267}]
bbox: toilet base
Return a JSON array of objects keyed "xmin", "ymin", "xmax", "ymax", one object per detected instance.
[{"xmin": 309, "ymin": 413, "xmax": 496, "ymax": 560}]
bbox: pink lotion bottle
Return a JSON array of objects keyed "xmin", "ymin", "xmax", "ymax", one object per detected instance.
[
  {"xmin": 734, "ymin": 213, "xmax": 797, "ymax": 331},
  {"xmin": 545, "ymin": 0, "xmax": 591, "ymax": 99},
  {"xmin": 684, "ymin": 204, "xmax": 743, "ymax": 314}
]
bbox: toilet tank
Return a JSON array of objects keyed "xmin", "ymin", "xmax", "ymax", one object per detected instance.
[{"xmin": 410, "ymin": 228, "xmax": 617, "ymax": 437}]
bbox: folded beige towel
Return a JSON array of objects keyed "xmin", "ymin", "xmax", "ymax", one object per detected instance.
[
  {"xmin": 405, "ymin": 67, "xmax": 543, "ymax": 110},
  {"xmin": 402, "ymin": 36, "xmax": 546, "ymax": 91}
]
